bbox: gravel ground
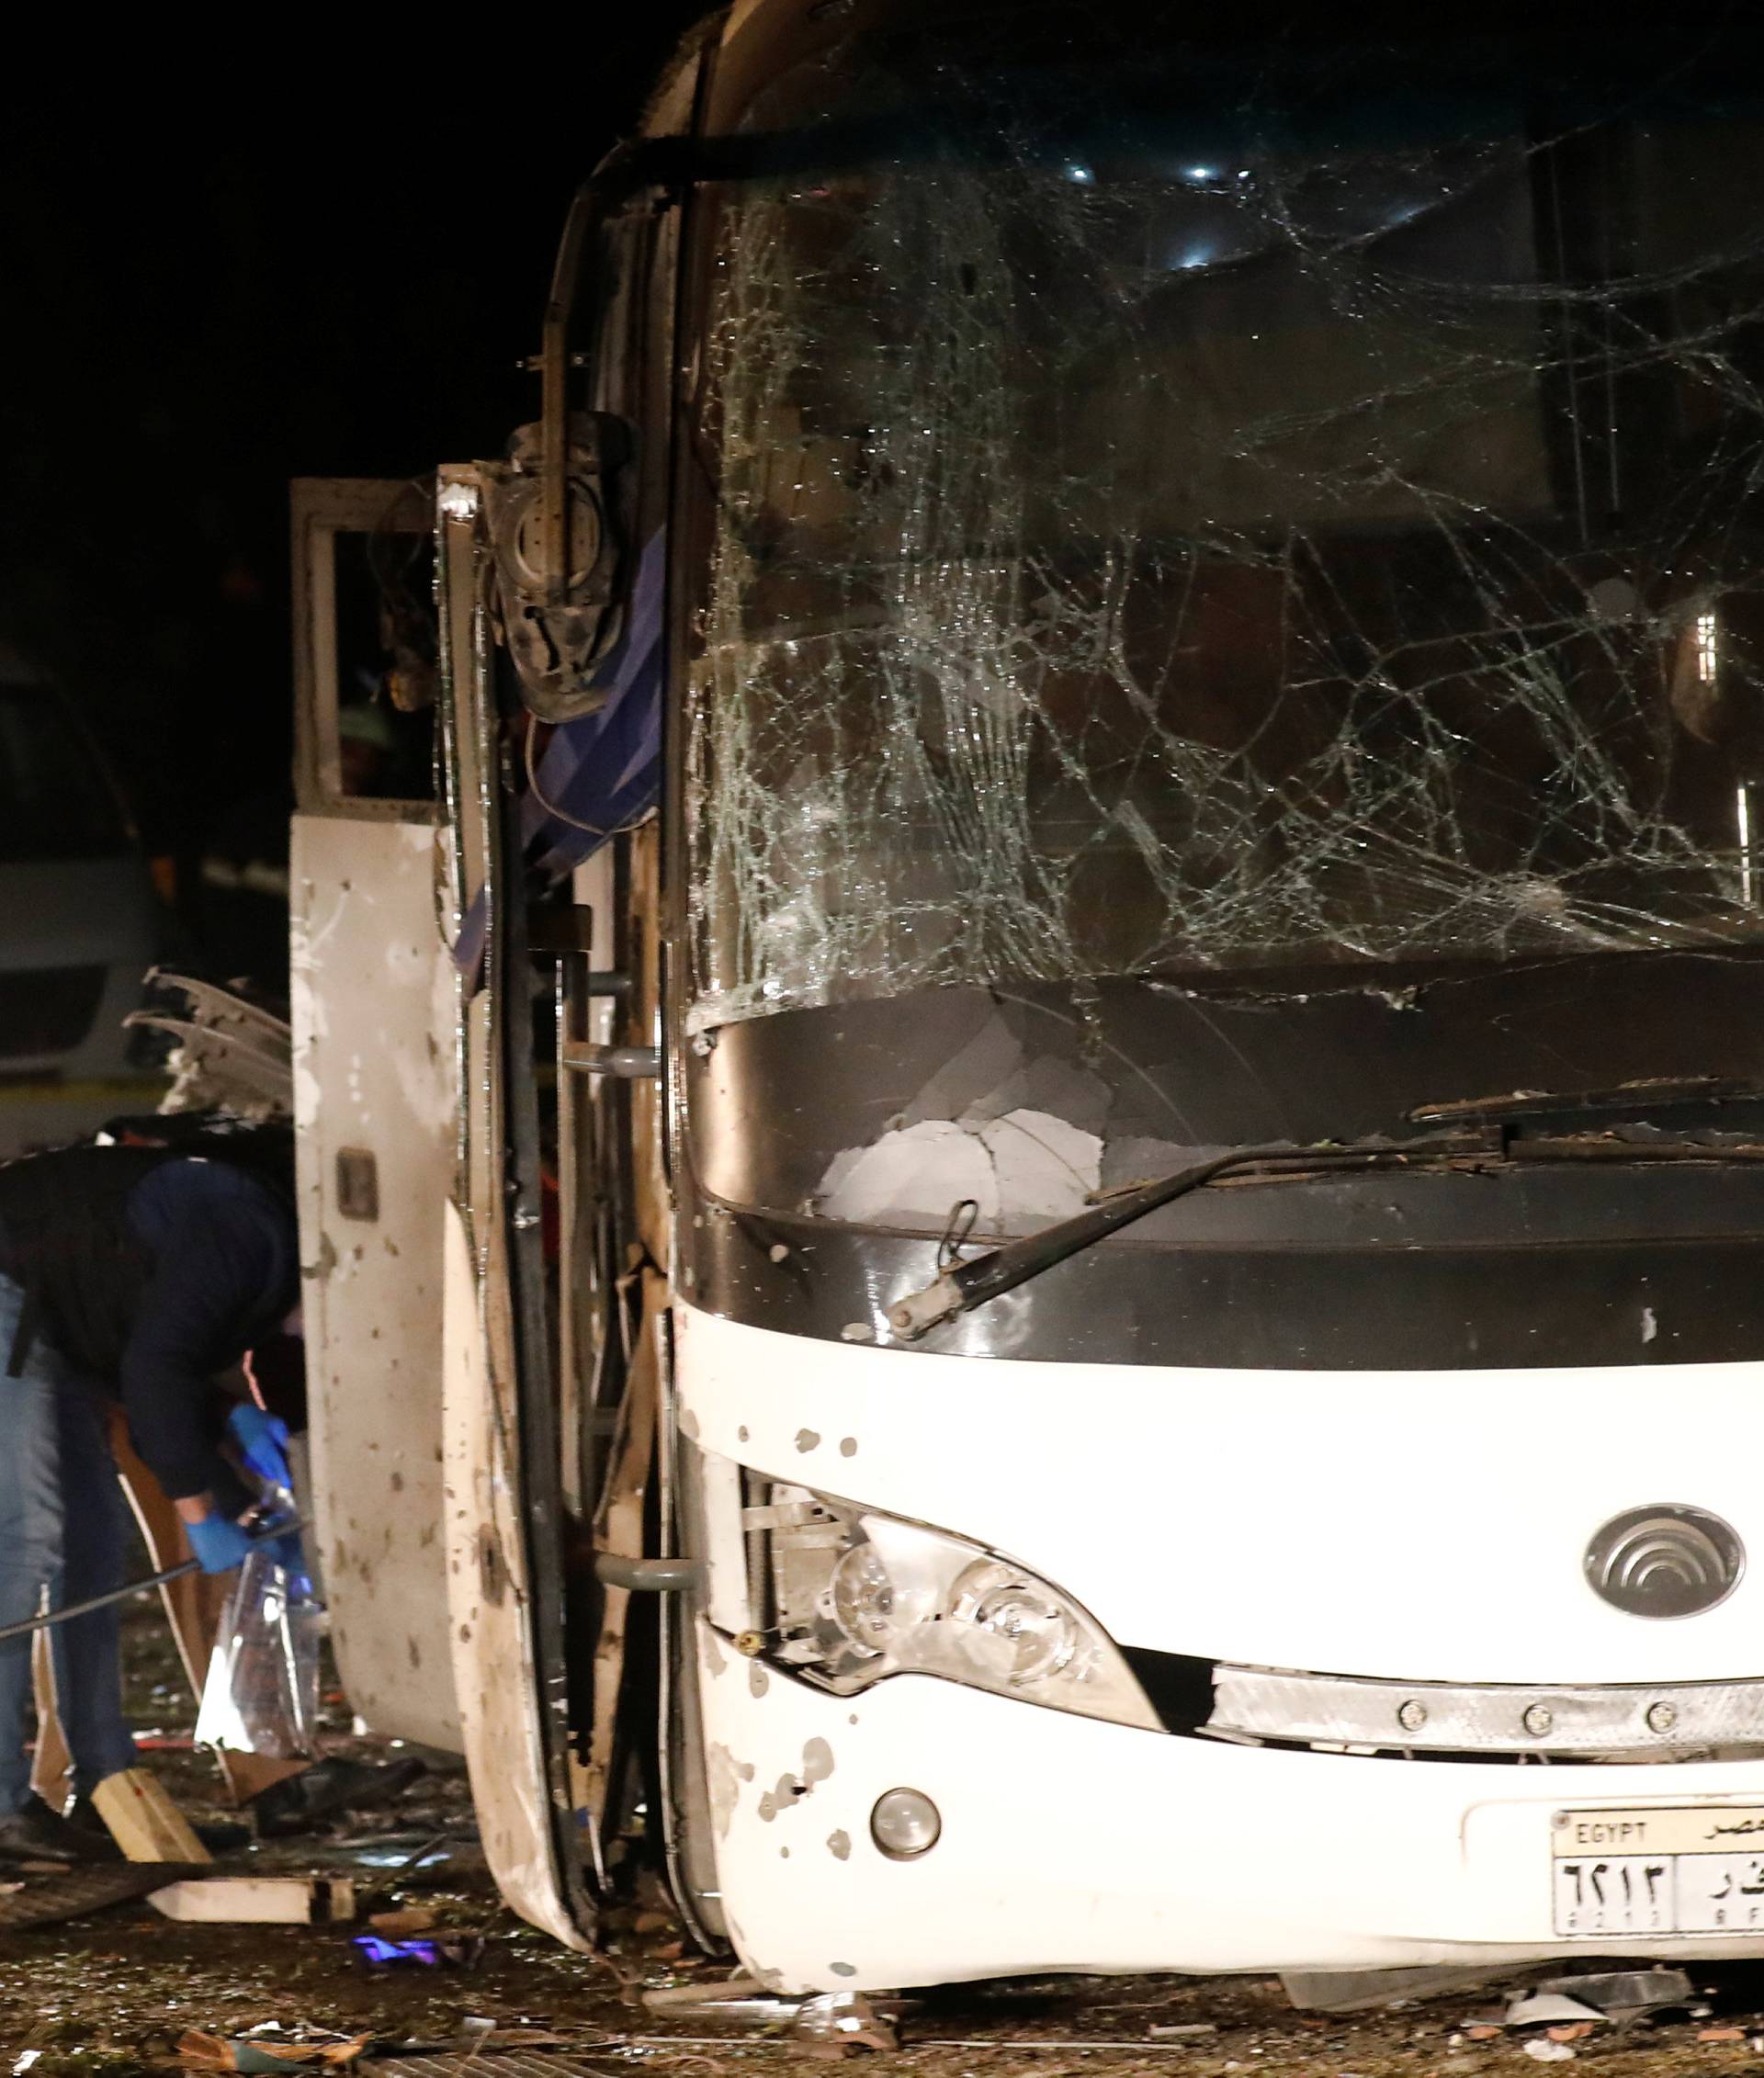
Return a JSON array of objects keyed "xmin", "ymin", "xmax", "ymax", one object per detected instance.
[{"xmin": 6, "ymin": 1594, "xmax": 1764, "ymax": 2076}]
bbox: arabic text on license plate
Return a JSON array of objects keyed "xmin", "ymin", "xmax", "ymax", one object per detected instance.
[{"xmin": 1554, "ymin": 1807, "xmax": 1764, "ymax": 1936}]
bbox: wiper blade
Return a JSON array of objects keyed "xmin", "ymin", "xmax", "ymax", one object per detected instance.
[
  {"xmin": 887, "ymin": 1134, "xmax": 1477, "ymax": 1339},
  {"xmin": 1409, "ymin": 1075, "xmax": 1764, "ymax": 1126},
  {"xmin": 885, "ymin": 1127, "xmax": 1764, "ymax": 1339}
]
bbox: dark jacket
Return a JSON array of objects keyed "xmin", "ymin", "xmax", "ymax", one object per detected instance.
[{"xmin": 0, "ymin": 1129, "xmax": 298, "ymax": 1500}]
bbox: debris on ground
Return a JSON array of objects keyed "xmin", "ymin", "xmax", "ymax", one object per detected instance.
[
  {"xmin": 639, "ymin": 1971, "xmax": 768, "ymax": 2008},
  {"xmin": 176, "ymin": 2027, "xmax": 371, "ymax": 2071},
  {"xmin": 21, "ymin": 1594, "xmax": 1764, "ymax": 2076},
  {"xmin": 793, "ymin": 1992, "xmax": 899, "ymax": 2054},
  {"xmin": 0, "ymin": 1859, "xmax": 202, "ymax": 1931},
  {"xmin": 254, "ymin": 1758, "xmax": 430, "ymax": 1845},
  {"xmin": 367, "ymin": 1909, "xmax": 436, "ymax": 1937},
  {"xmin": 151, "ymin": 1876, "xmax": 356, "ymax": 1924},
  {"xmin": 349, "ymin": 1934, "xmax": 486, "ymax": 1972},
  {"xmin": 1280, "ymin": 1964, "xmax": 1514, "ymax": 2012},
  {"xmin": 1534, "ymin": 1966, "xmax": 1698, "ymax": 2021},
  {"xmin": 1505, "ymin": 1993, "xmax": 1607, "ymax": 2028}
]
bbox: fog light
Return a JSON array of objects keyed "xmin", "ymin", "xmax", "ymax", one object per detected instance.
[{"xmin": 871, "ymin": 1787, "xmax": 941, "ymax": 1860}]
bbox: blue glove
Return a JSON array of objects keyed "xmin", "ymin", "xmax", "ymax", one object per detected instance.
[
  {"xmin": 263, "ymin": 1526, "xmax": 310, "ymax": 1582},
  {"xmin": 227, "ymin": 1403, "xmax": 291, "ymax": 1490},
  {"xmin": 187, "ymin": 1511, "xmax": 254, "ymax": 1575}
]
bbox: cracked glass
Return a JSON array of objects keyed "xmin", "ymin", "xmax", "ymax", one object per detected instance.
[{"xmin": 685, "ymin": 17, "xmax": 1764, "ymax": 1033}]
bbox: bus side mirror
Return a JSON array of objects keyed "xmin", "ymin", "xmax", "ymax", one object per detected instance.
[
  {"xmin": 483, "ymin": 179, "xmax": 635, "ymax": 720},
  {"xmin": 482, "ymin": 410, "xmax": 632, "ymax": 719}
]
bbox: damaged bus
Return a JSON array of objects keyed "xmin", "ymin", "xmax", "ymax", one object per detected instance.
[{"xmin": 292, "ymin": 0, "xmax": 1764, "ymax": 1998}]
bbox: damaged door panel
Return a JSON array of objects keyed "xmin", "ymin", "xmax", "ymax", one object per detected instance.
[
  {"xmin": 430, "ymin": 98, "xmax": 691, "ymax": 1951},
  {"xmin": 288, "ymin": 476, "xmax": 461, "ymax": 1752},
  {"xmin": 433, "ymin": 463, "xmax": 617, "ymax": 1947}
]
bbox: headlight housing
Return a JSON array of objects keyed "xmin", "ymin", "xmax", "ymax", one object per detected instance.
[{"xmin": 749, "ymin": 1485, "xmax": 1159, "ymax": 1733}]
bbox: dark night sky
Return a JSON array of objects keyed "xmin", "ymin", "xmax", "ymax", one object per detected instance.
[{"xmin": 0, "ymin": 33, "xmax": 703, "ymax": 877}]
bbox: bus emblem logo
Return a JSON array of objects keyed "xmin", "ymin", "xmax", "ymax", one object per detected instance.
[{"xmin": 1586, "ymin": 1506, "xmax": 1744, "ymax": 1620}]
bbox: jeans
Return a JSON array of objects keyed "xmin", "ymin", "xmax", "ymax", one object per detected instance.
[{"xmin": 0, "ymin": 1273, "xmax": 136, "ymax": 1813}]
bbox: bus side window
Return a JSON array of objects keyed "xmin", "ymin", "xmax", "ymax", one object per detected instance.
[{"xmin": 292, "ymin": 481, "xmax": 435, "ymax": 814}]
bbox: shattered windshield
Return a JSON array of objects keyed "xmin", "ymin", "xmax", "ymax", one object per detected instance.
[{"xmin": 685, "ymin": 14, "xmax": 1764, "ymax": 1032}]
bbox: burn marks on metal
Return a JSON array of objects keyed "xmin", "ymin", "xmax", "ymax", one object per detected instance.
[
  {"xmin": 738, "ymin": 1427, "xmax": 856, "ymax": 1464},
  {"xmin": 757, "ymin": 1737, "xmax": 835, "ymax": 1823},
  {"xmin": 707, "ymin": 1743, "xmax": 756, "ymax": 1839}
]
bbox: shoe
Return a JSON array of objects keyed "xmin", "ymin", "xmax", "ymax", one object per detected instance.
[
  {"xmin": 250, "ymin": 1756, "xmax": 426, "ymax": 1839},
  {"xmin": 60, "ymin": 1795, "xmax": 124, "ymax": 1861},
  {"xmin": 0, "ymin": 1793, "xmax": 117, "ymax": 1866},
  {"xmin": 66, "ymin": 1795, "xmax": 245, "ymax": 1858}
]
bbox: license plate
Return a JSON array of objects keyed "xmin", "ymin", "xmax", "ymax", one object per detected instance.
[{"xmin": 1554, "ymin": 1807, "xmax": 1764, "ymax": 1936}]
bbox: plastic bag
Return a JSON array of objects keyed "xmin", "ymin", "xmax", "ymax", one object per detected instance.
[
  {"xmin": 196, "ymin": 1418, "xmax": 322, "ymax": 1758},
  {"xmin": 195, "ymin": 1541, "xmax": 322, "ymax": 1758}
]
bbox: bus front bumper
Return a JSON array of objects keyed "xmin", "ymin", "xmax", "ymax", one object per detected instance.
[{"xmin": 698, "ymin": 1619, "xmax": 1764, "ymax": 1993}]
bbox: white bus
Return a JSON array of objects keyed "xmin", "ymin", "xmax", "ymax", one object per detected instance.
[{"xmin": 291, "ymin": 0, "xmax": 1764, "ymax": 2000}]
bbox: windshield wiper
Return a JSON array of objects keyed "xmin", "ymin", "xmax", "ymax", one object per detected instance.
[
  {"xmin": 887, "ymin": 1133, "xmax": 1478, "ymax": 1339},
  {"xmin": 885, "ymin": 1125, "xmax": 1764, "ymax": 1339},
  {"xmin": 1408, "ymin": 1075, "xmax": 1764, "ymax": 1126}
]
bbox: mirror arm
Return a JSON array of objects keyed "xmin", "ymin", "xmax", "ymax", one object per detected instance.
[{"xmin": 539, "ymin": 184, "xmax": 598, "ymax": 607}]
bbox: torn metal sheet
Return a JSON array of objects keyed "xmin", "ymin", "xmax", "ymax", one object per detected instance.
[
  {"xmin": 1534, "ymin": 1969, "xmax": 1695, "ymax": 2018},
  {"xmin": 124, "ymin": 971, "xmax": 292, "ymax": 1118},
  {"xmin": 1505, "ymin": 1994, "xmax": 1605, "ymax": 2029}
]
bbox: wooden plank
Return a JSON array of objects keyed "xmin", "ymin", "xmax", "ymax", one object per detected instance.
[
  {"xmin": 149, "ymin": 1876, "xmax": 356, "ymax": 1924},
  {"xmin": 90, "ymin": 1767, "xmax": 211, "ymax": 1865}
]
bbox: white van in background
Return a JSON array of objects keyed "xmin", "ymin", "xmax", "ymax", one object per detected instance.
[{"xmin": 0, "ymin": 647, "xmax": 166, "ymax": 1154}]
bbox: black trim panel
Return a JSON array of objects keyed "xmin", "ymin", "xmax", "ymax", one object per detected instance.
[
  {"xmin": 679, "ymin": 962, "xmax": 1764, "ymax": 1368},
  {"xmin": 685, "ymin": 1202, "xmax": 1764, "ymax": 1368}
]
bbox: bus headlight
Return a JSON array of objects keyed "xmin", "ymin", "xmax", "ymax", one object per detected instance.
[{"xmin": 755, "ymin": 1488, "xmax": 1159, "ymax": 1733}]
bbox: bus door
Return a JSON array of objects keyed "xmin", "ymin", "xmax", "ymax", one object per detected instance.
[
  {"xmin": 288, "ymin": 477, "xmax": 462, "ymax": 1753},
  {"xmin": 430, "ymin": 460, "xmax": 622, "ymax": 1948}
]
